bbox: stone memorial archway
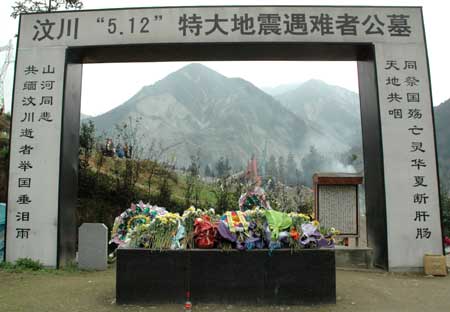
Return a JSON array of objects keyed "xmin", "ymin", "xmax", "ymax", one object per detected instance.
[{"xmin": 5, "ymin": 6, "xmax": 443, "ymax": 271}]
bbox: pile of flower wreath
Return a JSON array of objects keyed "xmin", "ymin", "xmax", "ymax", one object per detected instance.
[{"xmin": 111, "ymin": 202, "xmax": 338, "ymax": 251}]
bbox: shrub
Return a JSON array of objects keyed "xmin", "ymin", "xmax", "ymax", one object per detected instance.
[
  {"xmin": 15, "ymin": 258, "xmax": 44, "ymax": 271},
  {"xmin": 0, "ymin": 258, "xmax": 44, "ymax": 272}
]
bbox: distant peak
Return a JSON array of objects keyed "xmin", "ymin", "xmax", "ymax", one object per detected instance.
[
  {"xmin": 182, "ymin": 63, "xmax": 208, "ymax": 70},
  {"xmin": 301, "ymin": 79, "xmax": 328, "ymax": 87},
  {"xmin": 175, "ymin": 63, "xmax": 226, "ymax": 78},
  {"xmin": 299, "ymin": 79, "xmax": 354, "ymax": 93}
]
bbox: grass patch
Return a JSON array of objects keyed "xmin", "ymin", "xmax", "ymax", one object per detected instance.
[
  {"xmin": 0, "ymin": 258, "xmax": 43, "ymax": 272},
  {"xmin": 0, "ymin": 258, "xmax": 84, "ymax": 274}
]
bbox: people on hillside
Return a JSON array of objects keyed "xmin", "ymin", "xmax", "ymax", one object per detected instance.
[{"xmin": 116, "ymin": 143, "xmax": 125, "ymax": 158}]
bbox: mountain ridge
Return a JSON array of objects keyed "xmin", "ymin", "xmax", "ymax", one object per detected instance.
[
  {"xmin": 89, "ymin": 63, "xmax": 361, "ymax": 169},
  {"xmin": 275, "ymin": 78, "xmax": 362, "ymax": 152}
]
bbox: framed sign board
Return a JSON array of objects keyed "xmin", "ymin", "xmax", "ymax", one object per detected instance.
[{"xmin": 314, "ymin": 173, "xmax": 363, "ymax": 237}]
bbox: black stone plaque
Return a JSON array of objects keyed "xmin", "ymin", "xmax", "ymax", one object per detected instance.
[{"xmin": 116, "ymin": 249, "xmax": 336, "ymax": 305}]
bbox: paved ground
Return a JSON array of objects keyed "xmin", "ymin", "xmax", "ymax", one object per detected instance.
[{"xmin": 0, "ymin": 267, "xmax": 449, "ymax": 312}]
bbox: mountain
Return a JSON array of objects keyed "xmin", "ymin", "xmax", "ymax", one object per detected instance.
[
  {"xmin": 434, "ymin": 98, "xmax": 450, "ymax": 189},
  {"xmin": 262, "ymin": 83, "xmax": 301, "ymax": 96},
  {"xmin": 275, "ymin": 79, "xmax": 362, "ymax": 154},
  {"xmin": 80, "ymin": 113, "xmax": 92, "ymax": 120},
  {"xmin": 90, "ymin": 63, "xmax": 331, "ymax": 168}
]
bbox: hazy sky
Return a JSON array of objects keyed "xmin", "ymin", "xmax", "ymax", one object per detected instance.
[
  {"xmin": 1, "ymin": 0, "xmax": 449, "ymax": 116},
  {"xmin": 81, "ymin": 61, "xmax": 359, "ymax": 116}
]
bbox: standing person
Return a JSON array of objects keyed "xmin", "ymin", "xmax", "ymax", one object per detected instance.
[{"xmin": 116, "ymin": 143, "xmax": 124, "ymax": 158}]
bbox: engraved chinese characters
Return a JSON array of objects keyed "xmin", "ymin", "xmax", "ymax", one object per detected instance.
[
  {"xmin": 384, "ymin": 58, "xmax": 434, "ymax": 240},
  {"xmin": 378, "ymin": 42, "xmax": 442, "ymax": 268},
  {"xmin": 19, "ymin": 7, "xmax": 424, "ymax": 48},
  {"xmin": 6, "ymin": 47, "xmax": 65, "ymax": 266},
  {"xmin": 32, "ymin": 18, "xmax": 79, "ymax": 41},
  {"xmin": 178, "ymin": 12, "xmax": 412, "ymax": 37},
  {"xmin": 15, "ymin": 63, "xmax": 57, "ymax": 239}
]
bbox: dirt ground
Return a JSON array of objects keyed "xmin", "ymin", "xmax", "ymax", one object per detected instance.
[{"xmin": 0, "ymin": 267, "xmax": 449, "ymax": 312}]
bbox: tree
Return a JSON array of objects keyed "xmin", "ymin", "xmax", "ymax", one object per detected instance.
[
  {"xmin": 79, "ymin": 120, "xmax": 95, "ymax": 169},
  {"xmin": 275, "ymin": 181, "xmax": 290, "ymax": 212},
  {"xmin": 143, "ymin": 139, "xmax": 180, "ymax": 198},
  {"xmin": 77, "ymin": 120, "xmax": 96, "ymax": 203},
  {"xmin": 0, "ymin": 113, "xmax": 10, "ymax": 202},
  {"xmin": 11, "ymin": 0, "xmax": 83, "ymax": 18},
  {"xmin": 156, "ymin": 158, "xmax": 178, "ymax": 208},
  {"xmin": 204, "ymin": 164, "xmax": 212, "ymax": 177},
  {"xmin": 213, "ymin": 175, "xmax": 233, "ymax": 214},
  {"xmin": 441, "ymin": 188, "xmax": 450, "ymax": 238},
  {"xmin": 113, "ymin": 117, "xmax": 144, "ymax": 205},
  {"xmin": 266, "ymin": 155, "xmax": 277, "ymax": 180},
  {"xmin": 301, "ymin": 146, "xmax": 327, "ymax": 187},
  {"xmin": 185, "ymin": 151, "xmax": 201, "ymax": 208},
  {"xmin": 277, "ymin": 155, "xmax": 286, "ymax": 184},
  {"xmin": 286, "ymin": 153, "xmax": 297, "ymax": 186},
  {"xmin": 340, "ymin": 145, "xmax": 364, "ymax": 172},
  {"xmin": 293, "ymin": 169, "xmax": 313, "ymax": 214},
  {"xmin": 215, "ymin": 156, "xmax": 231, "ymax": 178}
]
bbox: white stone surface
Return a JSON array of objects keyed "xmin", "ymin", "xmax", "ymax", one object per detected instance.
[{"xmin": 78, "ymin": 223, "xmax": 108, "ymax": 270}]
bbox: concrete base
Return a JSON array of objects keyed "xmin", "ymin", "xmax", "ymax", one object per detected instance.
[
  {"xmin": 116, "ymin": 248, "xmax": 336, "ymax": 305},
  {"xmin": 335, "ymin": 247, "xmax": 373, "ymax": 269}
]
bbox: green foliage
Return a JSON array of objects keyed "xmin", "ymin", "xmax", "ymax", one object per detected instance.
[
  {"xmin": 157, "ymin": 170, "xmax": 174, "ymax": 209},
  {"xmin": 59, "ymin": 261, "xmax": 80, "ymax": 272},
  {"xmin": 301, "ymin": 145, "xmax": 328, "ymax": 187},
  {"xmin": 15, "ymin": 258, "xmax": 43, "ymax": 270},
  {"xmin": 0, "ymin": 259, "xmax": 82, "ymax": 274},
  {"xmin": 3, "ymin": 112, "xmax": 11, "ymax": 121},
  {"xmin": 0, "ymin": 146, "xmax": 8, "ymax": 160},
  {"xmin": 211, "ymin": 175, "xmax": 246, "ymax": 214},
  {"xmin": 0, "ymin": 114, "xmax": 9, "ymax": 201},
  {"xmin": 441, "ymin": 191, "xmax": 450, "ymax": 238},
  {"xmin": 184, "ymin": 152, "xmax": 201, "ymax": 207},
  {"xmin": 79, "ymin": 120, "xmax": 95, "ymax": 169},
  {"xmin": 277, "ymin": 156, "xmax": 286, "ymax": 184},
  {"xmin": 434, "ymin": 100, "xmax": 450, "ymax": 236},
  {"xmin": 0, "ymin": 258, "xmax": 44, "ymax": 272},
  {"xmin": 286, "ymin": 153, "xmax": 297, "ymax": 186},
  {"xmin": 0, "ymin": 261, "xmax": 17, "ymax": 271},
  {"xmin": 212, "ymin": 176, "xmax": 235, "ymax": 214},
  {"xmin": 266, "ymin": 155, "xmax": 277, "ymax": 179},
  {"xmin": 75, "ymin": 117, "xmax": 320, "ymax": 231},
  {"xmin": 204, "ymin": 164, "xmax": 212, "ymax": 177},
  {"xmin": 265, "ymin": 172, "xmax": 313, "ymax": 214},
  {"xmin": 215, "ymin": 156, "xmax": 231, "ymax": 178},
  {"xmin": 294, "ymin": 187, "xmax": 314, "ymax": 215}
]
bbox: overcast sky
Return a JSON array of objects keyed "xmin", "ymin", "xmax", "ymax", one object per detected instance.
[{"xmin": 1, "ymin": 0, "xmax": 449, "ymax": 116}]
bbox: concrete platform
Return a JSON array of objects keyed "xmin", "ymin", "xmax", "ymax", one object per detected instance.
[{"xmin": 335, "ymin": 246, "xmax": 373, "ymax": 269}]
